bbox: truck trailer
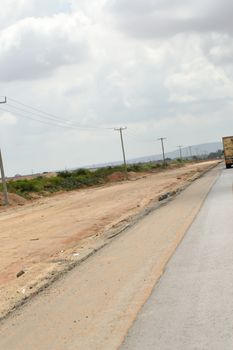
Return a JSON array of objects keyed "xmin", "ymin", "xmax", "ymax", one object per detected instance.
[{"xmin": 222, "ymin": 136, "xmax": 233, "ymax": 168}]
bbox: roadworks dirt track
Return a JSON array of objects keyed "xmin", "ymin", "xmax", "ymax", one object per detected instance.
[{"xmin": 0, "ymin": 161, "xmax": 219, "ymax": 320}]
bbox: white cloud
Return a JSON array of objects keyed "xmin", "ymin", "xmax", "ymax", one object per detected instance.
[
  {"xmin": 0, "ymin": 0, "xmax": 233, "ymax": 175},
  {"xmin": 0, "ymin": 12, "xmax": 90, "ymax": 81},
  {"xmin": 0, "ymin": 0, "xmax": 72, "ymax": 29},
  {"xmin": 107, "ymin": 0, "xmax": 233, "ymax": 38}
]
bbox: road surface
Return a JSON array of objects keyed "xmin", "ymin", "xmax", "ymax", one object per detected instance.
[
  {"xmin": 0, "ymin": 165, "xmax": 220, "ymax": 349},
  {"xmin": 122, "ymin": 167, "xmax": 233, "ymax": 350},
  {"xmin": 0, "ymin": 161, "xmax": 217, "ymax": 318}
]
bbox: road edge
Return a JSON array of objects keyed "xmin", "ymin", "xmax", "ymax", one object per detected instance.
[{"xmin": 0, "ymin": 162, "xmax": 221, "ymax": 324}]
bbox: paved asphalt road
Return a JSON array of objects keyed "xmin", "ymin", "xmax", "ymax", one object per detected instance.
[
  {"xmin": 0, "ymin": 165, "xmax": 221, "ymax": 349},
  {"xmin": 121, "ymin": 167, "xmax": 233, "ymax": 350}
]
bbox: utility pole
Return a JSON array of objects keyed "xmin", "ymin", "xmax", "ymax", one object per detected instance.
[
  {"xmin": 114, "ymin": 127, "xmax": 128, "ymax": 179},
  {"xmin": 158, "ymin": 137, "xmax": 166, "ymax": 165},
  {"xmin": 0, "ymin": 96, "xmax": 9, "ymax": 205},
  {"xmin": 177, "ymin": 145, "xmax": 183, "ymax": 160},
  {"xmin": 0, "ymin": 96, "xmax": 6, "ymax": 104},
  {"xmin": 0, "ymin": 149, "xmax": 9, "ymax": 205},
  {"xmin": 189, "ymin": 146, "xmax": 193, "ymax": 159}
]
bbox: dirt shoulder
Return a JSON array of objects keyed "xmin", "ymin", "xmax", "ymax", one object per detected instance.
[{"xmin": 0, "ymin": 160, "xmax": 219, "ymax": 319}]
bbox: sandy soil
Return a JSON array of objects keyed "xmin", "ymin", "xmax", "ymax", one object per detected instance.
[
  {"xmin": 0, "ymin": 161, "xmax": 218, "ymax": 318},
  {"xmin": 0, "ymin": 193, "xmax": 27, "ymax": 207}
]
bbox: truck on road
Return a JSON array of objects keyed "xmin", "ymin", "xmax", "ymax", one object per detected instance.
[{"xmin": 222, "ymin": 136, "xmax": 233, "ymax": 168}]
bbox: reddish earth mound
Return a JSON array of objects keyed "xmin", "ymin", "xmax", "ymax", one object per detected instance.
[
  {"xmin": 0, "ymin": 193, "xmax": 27, "ymax": 207},
  {"xmin": 107, "ymin": 171, "xmax": 146, "ymax": 182},
  {"xmin": 107, "ymin": 172, "xmax": 125, "ymax": 182},
  {"xmin": 127, "ymin": 171, "xmax": 147, "ymax": 180}
]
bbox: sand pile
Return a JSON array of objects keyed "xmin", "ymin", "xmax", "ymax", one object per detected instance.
[
  {"xmin": 107, "ymin": 172, "xmax": 126, "ymax": 182},
  {"xmin": 0, "ymin": 193, "xmax": 27, "ymax": 207}
]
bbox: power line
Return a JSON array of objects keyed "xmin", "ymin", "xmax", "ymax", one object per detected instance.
[
  {"xmin": 0, "ymin": 104, "xmax": 114, "ymax": 132},
  {"xmin": 0, "ymin": 106, "xmax": 82, "ymax": 130},
  {"xmin": 125, "ymin": 129, "xmax": 160, "ymax": 145},
  {"xmin": 7, "ymin": 102, "xmax": 76, "ymax": 125},
  {"xmin": 2, "ymin": 96, "xmax": 114, "ymax": 131},
  {"xmin": 125, "ymin": 130, "xmax": 144, "ymax": 143}
]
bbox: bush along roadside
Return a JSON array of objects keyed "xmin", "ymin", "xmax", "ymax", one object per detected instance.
[{"xmin": 0, "ymin": 160, "xmax": 190, "ymax": 199}]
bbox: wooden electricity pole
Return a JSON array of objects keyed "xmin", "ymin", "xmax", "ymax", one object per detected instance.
[
  {"xmin": 189, "ymin": 146, "xmax": 193, "ymax": 158},
  {"xmin": 114, "ymin": 127, "xmax": 128, "ymax": 180},
  {"xmin": 177, "ymin": 145, "xmax": 183, "ymax": 160},
  {"xmin": 0, "ymin": 149, "xmax": 9, "ymax": 205},
  {"xmin": 0, "ymin": 97, "xmax": 9, "ymax": 205},
  {"xmin": 158, "ymin": 137, "xmax": 166, "ymax": 164}
]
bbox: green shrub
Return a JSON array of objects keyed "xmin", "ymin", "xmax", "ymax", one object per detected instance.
[
  {"xmin": 73, "ymin": 168, "xmax": 91, "ymax": 176},
  {"xmin": 57, "ymin": 171, "xmax": 72, "ymax": 178},
  {"xmin": 3, "ymin": 159, "xmax": 192, "ymax": 198}
]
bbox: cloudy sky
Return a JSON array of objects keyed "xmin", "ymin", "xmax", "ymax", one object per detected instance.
[{"xmin": 0, "ymin": 0, "xmax": 232, "ymax": 175}]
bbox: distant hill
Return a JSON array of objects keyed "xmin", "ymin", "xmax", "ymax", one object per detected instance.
[
  {"xmin": 10, "ymin": 142, "xmax": 222, "ymax": 178},
  {"xmin": 128, "ymin": 142, "xmax": 223, "ymax": 163},
  {"xmin": 88, "ymin": 141, "xmax": 223, "ymax": 168}
]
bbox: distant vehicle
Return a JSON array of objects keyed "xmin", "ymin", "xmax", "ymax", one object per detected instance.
[{"xmin": 222, "ymin": 136, "xmax": 233, "ymax": 168}]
